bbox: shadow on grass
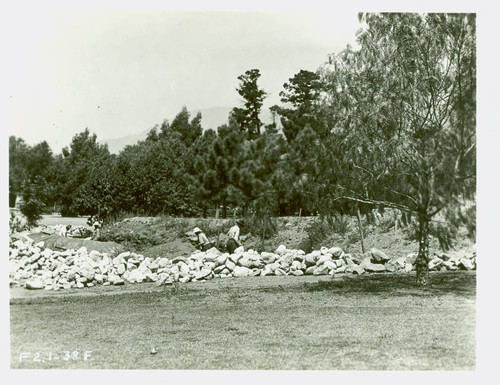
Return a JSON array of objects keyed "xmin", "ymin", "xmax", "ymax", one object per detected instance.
[{"xmin": 298, "ymin": 271, "xmax": 476, "ymax": 297}]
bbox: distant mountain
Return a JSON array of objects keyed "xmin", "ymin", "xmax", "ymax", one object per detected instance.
[{"xmin": 101, "ymin": 106, "xmax": 279, "ymax": 154}]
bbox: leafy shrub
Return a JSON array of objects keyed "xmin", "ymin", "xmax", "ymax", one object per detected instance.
[
  {"xmin": 346, "ymin": 229, "xmax": 361, "ymax": 245},
  {"xmin": 244, "ymin": 215, "xmax": 277, "ymax": 241},
  {"xmin": 305, "ymin": 219, "xmax": 331, "ymax": 251},
  {"xmin": 19, "ymin": 198, "xmax": 45, "ymax": 226},
  {"xmin": 378, "ymin": 214, "xmax": 395, "ymax": 232},
  {"xmin": 327, "ymin": 215, "xmax": 349, "ymax": 235}
]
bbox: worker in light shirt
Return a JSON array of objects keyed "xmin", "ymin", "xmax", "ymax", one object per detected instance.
[
  {"xmin": 226, "ymin": 219, "xmax": 244, "ymax": 254},
  {"xmin": 193, "ymin": 227, "xmax": 214, "ymax": 251}
]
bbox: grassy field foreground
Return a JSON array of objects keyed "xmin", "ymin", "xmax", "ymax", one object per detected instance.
[{"xmin": 10, "ymin": 271, "xmax": 475, "ymax": 370}]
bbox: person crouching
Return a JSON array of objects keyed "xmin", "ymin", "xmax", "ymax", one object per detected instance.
[{"xmin": 193, "ymin": 227, "xmax": 214, "ymax": 251}]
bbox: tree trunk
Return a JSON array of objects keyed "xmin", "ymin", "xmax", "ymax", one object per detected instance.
[
  {"xmin": 356, "ymin": 204, "xmax": 366, "ymax": 254},
  {"xmin": 416, "ymin": 215, "xmax": 430, "ymax": 287}
]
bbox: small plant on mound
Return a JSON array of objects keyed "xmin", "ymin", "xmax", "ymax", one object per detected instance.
[
  {"xmin": 327, "ymin": 214, "xmax": 350, "ymax": 235},
  {"xmin": 9, "ymin": 210, "xmax": 28, "ymax": 233},
  {"xmin": 305, "ymin": 219, "xmax": 330, "ymax": 251}
]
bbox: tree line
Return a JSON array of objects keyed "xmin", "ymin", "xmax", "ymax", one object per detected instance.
[{"xmin": 10, "ymin": 13, "xmax": 475, "ymax": 285}]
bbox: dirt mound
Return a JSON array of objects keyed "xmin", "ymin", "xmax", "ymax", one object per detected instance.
[
  {"xmin": 27, "ymin": 233, "xmax": 125, "ymax": 256},
  {"xmin": 141, "ymin": 238, "xmax": 197, "ymax": 259}
]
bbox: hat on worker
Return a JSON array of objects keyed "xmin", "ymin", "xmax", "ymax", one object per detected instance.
[{"xmin": 193, "ymin": 227, "xmax": 202, "ymax": 234}]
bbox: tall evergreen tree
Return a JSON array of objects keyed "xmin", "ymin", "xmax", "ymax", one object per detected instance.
[{"xmin": 233, "ymin": 69, "xmax": 267, "ymax": 139}]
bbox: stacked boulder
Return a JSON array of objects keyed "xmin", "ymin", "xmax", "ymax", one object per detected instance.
[{"xmin": 9, "ymin": 236, "xmax": 476, "ymax": 291}]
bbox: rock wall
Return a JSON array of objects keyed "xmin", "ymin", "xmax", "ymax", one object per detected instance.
[{"xmin": 9, "ymin": 236, "xmax": 476, "ymax": 291}]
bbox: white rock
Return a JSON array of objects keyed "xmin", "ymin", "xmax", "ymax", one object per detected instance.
[
  {"xmin": 225, "ymin": 260, "xmax": 236, "ymax": 271},
  {"xmin": 179, "ymin": 276, "xmax": 191, "ymax": 283},
  {"xmin": 158, "ymin": 257, "xmax": 170, "ymax": 268},
  {"xmin": 313, "ymin": 265, "xmax": 329, "ymax": 275},
  {"xmin": 371, "ymin": 248, "xmax": 390, "ymax": 264},
  {"xmin": 459, "ymin": 258, "xmax": 474, "ymax": 271},
  {"xmin": 275, "ymin": 245, "xmax": 287, "ymax": 255},
  {"xmin": 233, "ymin": 266, "xmax": 251, "ymax": 277},
  {"xmin": 117, "ymin": 251, "xmax": 131, "ymax": 260},
  {"xmin": 215, "ymin": 254, "xmax": 228, "ymax": 266},
  {"xmin": 261, "ymin": 252, "xmax": 277, "ymax": 264},
  {"xmin": 234, "ymin": 246, "xmax": 245, "ymax": 254},
  {"xmin": 25, "ymin": 279, "xmax": 43, "ymax": 290},
  {"xmin": 128, "ymin": 269, "xmax": 146, "ymax": 283},
  {"xmin": 328, "ymin": 247, "xmax": 344, "ymax": 259},
  {"xmin": 195, "ymin": 268, "xmax": 212, "ymax": 280},
  {"xmin": 320, "ymin": 246, "xmax": 329, "ymax": 255},
  {"xmin": 316, "ymin": 254, "xmax": 333, "ymax": 266}
]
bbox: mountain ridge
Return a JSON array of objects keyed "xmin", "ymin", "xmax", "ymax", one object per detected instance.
[{"xmin": 100, "ymin": 106, "xmax": 277, "ymax": 154}]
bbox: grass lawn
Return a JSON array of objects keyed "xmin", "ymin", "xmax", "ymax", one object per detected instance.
[{"xmin": 10, "ymin": 271, "xmax": 475, "ymax": 370}]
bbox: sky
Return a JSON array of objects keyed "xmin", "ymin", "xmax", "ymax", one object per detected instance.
[{"xmin": 5, "ymin": 3, "xmax": 361, "ymax": 154}]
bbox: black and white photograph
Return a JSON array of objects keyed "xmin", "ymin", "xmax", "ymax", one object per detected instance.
[{"xmin": 3, "ymin": 0, "xmax": 498, "ymax": 382}]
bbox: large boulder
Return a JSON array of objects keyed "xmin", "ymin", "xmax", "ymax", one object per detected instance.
[
  {"xmin": 25, "ymin": 279, "xmax": 44, "ymax": 290},
  {"xmin": 459, "ymin": 258, "xmax": 474, "ymax": 271},
  {"xmin": 313, "ymin": 265, "xmax": 329, "ymax": 276},
  {"xmin": 351, "ymin": 265, "xmax": 365, "ymax": 275},
  {"xmin": 158, "ymin": 257, "xmax": 170, "ymax": 268},
  {"xmin": 127, "ymin": 269, "xmax": 146, "ymax": 283},
  {"xmin": 233, "ymin": 266, "xmax": 251, "ymax": 277},
  {"xmin": 215, "ymin": 254, "xmax": 228, "ymax": 266},
  {"xmin": 323, "ymin": 260, "xmax": 337, "ymax": 271},
  {"xmin": 328, "ymin": 247, "xmax": 344, "ymax": 259},
  {"xmin": 370, "ymin": 248, "xmax": 390, "ymax": 264},
  {"xmin": 316, "ymin": 254, "xmax": 333, "ymax": 266},
  {"xmin": 238, "ymin": 256, "xmax": 253, "ymax": 268},
  {"xmin": 275, "ymin": 245, "xmax": 287, "ymax": 255},
  {"xmin": 225, "ymin": 260, "xmax": 236, "ymax": 272},
  {"xmin": 261, "ymin": 252, "xmax": 277, "ymax": 264},
  {"xmin": 195, "ymin": 268, "xmax": 212, "ymax": 280}
]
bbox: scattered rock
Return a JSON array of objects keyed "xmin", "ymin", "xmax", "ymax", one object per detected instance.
[
  {"xmin": 25, "ymin": 279, "xmax": 43, "ymax": 290},
  {"xmin": 364, "ymin": 262, "xmax": 386, "ymax": 273},
  {"xmin": 459, "ymin": 258, "xmax": 474, "ymax": 271},
  {"xmin": 371, "ymin": 248, "xmax": 390, "ymax": 264},
  {"xmin": 351, "ymin": 265, "xmax": 365, "ymax": 275}
]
